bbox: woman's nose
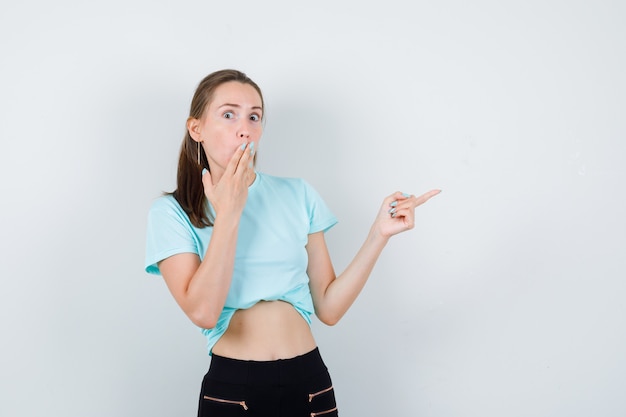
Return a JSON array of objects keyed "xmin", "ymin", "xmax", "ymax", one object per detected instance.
[{"xmin": 238, "ymin": 127, "xmax": 250, "ymax": 138}]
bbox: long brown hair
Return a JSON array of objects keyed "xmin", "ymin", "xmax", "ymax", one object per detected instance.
[{"xmin": 171, "ymin": 69, "xmax": 264, "ymax": 228}]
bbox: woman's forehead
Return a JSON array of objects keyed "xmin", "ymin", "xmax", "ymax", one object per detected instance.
[{"xmin": 210, "ymin": 81, "xmax": 263, "ymax": 108}]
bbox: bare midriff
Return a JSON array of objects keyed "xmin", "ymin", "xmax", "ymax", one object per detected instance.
[{"xmin": 211, "ymin": 300, "xmax": 317, "ymax": 361}]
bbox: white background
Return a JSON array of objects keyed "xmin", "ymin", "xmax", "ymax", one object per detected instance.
[{"xmin": 1, "ymin": 1, "xmax": 625, "ymax": 416}]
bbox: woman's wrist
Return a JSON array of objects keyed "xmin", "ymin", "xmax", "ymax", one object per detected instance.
[
  {"xmin": 368, "ymin": 223, "xmax": 391, "ymax": 246},
  {"xmin": 213, "ymin": 210, "xmax": 243, "ymax": 230}
]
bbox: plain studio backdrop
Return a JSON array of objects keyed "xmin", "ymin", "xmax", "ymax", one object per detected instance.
[{"xmin": 1, "ymin": 1, "xmax": 624, "ymax": 416}]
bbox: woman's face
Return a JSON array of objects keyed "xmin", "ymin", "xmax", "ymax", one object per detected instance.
[{"xmin": 191, "ymin": 81, "xmax": 263, "ymax": 173}]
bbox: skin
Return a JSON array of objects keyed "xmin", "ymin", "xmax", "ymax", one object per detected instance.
[{"xmin": 159, "ymin": 81, "xmax": 441, "ymax": 360}]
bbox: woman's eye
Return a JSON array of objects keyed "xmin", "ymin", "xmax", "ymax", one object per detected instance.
[
  {"xmin": 250, "ymin": 114, "xmax": 260, "ymax": 122},
  {"xmin": 223, "ymin": 111, "xmax": 235, "ymax": 119}
]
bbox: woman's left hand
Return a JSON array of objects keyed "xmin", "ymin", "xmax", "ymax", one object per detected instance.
[{"xmin": 374, "ymin": 189, "xmax": 441, "ymax": 238}]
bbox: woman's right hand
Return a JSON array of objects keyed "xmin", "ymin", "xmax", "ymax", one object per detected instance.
[
  {"xmin": 161, "ymin": 143, "xmax": 254, "ymax": 330},
  {"xmin": 201, "ymin": 142, "xmax": 255, "ymax": 219}
]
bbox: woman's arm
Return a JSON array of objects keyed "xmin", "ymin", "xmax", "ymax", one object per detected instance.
[
  {"xmin": 159, "ymin": 214, "xmax": 240, "ymax": 329},
  {"xmin": 307, "ymin": 189, "xmax": 440, "ymax": 325},
  {"xmin": 158, "ymin": 144, "xmax": 255, "ymax": 329}
]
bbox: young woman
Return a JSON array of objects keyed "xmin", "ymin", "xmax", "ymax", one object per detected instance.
[{"xmin": 145, "ymin": 69, "xmax": 440, "ymax": 417}]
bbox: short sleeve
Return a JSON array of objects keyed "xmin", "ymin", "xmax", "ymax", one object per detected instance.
[
  {"xmin": 144, "ymin": 196, "xmax": 200, "ymax": 275},
  {"xmin": 302, "ymin": 180, "xmax": 338, "ymax": 234}
]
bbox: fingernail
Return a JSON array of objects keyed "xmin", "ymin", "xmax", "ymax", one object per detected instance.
[
  {"xmin": 202, "ymin": 168, "xmax": 208, "ymax": 175},
  {"xmin": 388, "ymin": 207, "xmax": 397, "ymax": 214},
  {"xmin": 241, "ymin": 142, "xmax": 247, "ymax": 150},
  {"xmin": 402, "ymin": 193, "xmax": 410, "ymax": 198},
  {"xmin": 250, "ymin": 142, "xmax": 255, "ymax": 151},
  {"xmin": 390, "ymin": 201, "xmax": 397, "ymax": 207}
]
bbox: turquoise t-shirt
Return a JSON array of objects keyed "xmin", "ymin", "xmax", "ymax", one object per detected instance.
[{"xmin": 145, "ymin": 172, "xmax": 337, "ymax": 354}]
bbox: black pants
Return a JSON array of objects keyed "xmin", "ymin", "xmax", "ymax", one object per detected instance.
[{"xmin": 197, "ymin": 347, "xmax": 338, "ymax": 417}]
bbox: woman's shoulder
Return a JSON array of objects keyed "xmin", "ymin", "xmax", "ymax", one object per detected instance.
[
  {"xmin": 146, "ymin": 193, "xmax": 199, "ymax": 232},
  {"xmin": 149, "ymin": 193, "xmax": 178, "ymax": 208},
  {"xmin": 147, "ymin": 193, "xmax": 186, "ymax": 216}
]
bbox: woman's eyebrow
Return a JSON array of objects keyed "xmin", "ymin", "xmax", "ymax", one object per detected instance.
[{"xmin": 218, "ymin": 103, "xmax": 263, "ymax": 111}]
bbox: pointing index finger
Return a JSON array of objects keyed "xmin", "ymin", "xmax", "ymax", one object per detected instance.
[{"xmin": 413, "ymin": 189, "xmax": 442, "ymax": 207}]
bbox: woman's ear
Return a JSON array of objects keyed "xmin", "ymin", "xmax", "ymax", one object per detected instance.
[{"xmin": 187, "ymin": 117, "xmax": 202, "ymax": 142}]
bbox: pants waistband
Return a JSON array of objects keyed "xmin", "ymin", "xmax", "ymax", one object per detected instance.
[{"xmin": 207, "ymin": 347, "xmax": 327, "ymax": 385}]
